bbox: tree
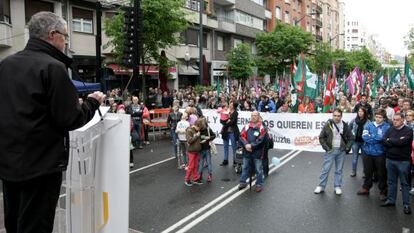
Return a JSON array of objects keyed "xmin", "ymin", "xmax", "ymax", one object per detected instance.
[
  {"xmin": 104, "ymin": 0, "xmax": 188, "ymax": 65},
  {"xmin": 226, "ymin": 43, "xmax": 255, "ymax": 81},
  {"xmin": 345, "ymin": 47, "xmax": 381, "ymax": 73},
  {"xmin": 389, "ymin": 59, "xmax": 400, "ymax": 65},
  {"xmin": 255, "ymin": 22, "xmax": 314, "ymax": 77},
  {"xmin": 309, "ymin": 43, "xmax": 333, "ymax": 75}
]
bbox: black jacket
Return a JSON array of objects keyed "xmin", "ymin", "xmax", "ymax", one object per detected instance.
[
  {"xmin": 0, "ymin": 38, "xmax": 100, "ymax": 181},
  {"xmin": 383, "ymin": 125, "xmax": 413, "ymax": 161},
  {"xmin": 220, "ymin": 110, "xmax": 240, "ymax": 140}
]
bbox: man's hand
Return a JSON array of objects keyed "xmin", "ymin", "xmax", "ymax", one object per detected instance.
[
  {"xmin": 245, "ymin": 144, "xmax": 252, "ymax": 152},
  {"xmin": 88, "ymin": 91, "xmax": 106, "ymax": 105}
]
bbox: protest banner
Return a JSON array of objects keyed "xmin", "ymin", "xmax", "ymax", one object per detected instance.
[{"xmin": 201, "ymin": 110, "xmax": 355, "ymax": 152}]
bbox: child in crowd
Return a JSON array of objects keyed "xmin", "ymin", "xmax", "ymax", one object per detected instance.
[
  {"xmin": 176, "ymin": 113, "xmax": 190, "ymax": 169},
  {"xmin": 217, "ymin": 103, "xmax": 230, "ymax": 122}
]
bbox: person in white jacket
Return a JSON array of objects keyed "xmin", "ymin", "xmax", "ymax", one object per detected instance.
[{"xmin": 176, "ymin": 113, "xmax": 190, "ymax": 169}]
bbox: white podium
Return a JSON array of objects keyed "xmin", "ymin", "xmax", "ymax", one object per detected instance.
[{"xmin": 64, "ymin": 110, "xmax": 130, "ymax": 233}]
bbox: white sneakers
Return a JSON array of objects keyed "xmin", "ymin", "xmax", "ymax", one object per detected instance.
[
  {"xmin": 334, "ymin": 187, "xmax": 342, "ymax": 195},
  {"xmin": 314, "ymin": 186, "xmax": 324, "ymax": 194},
  {"xmin": 314, "ymin": 186, "xmax": 342, "ymax": 195}
]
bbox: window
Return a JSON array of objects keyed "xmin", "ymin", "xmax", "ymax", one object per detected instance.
[
  {"xmin": 184, "ymin": 28, "xmax": 207, "ymax": 48},
  {"xmin": 235, "ymin": 11, "xmax": 263, "ymax": 30},
  {"xmin": 275, "ymin": 7, "xmax": 281, "ymax": 20},
  {"xmin": 284, "ymin": 11, "xmax": 290, "ymax": 24},
  {"xmin": 25, "ymin": 0, "xmax": 54, "ymax": 23},
  {"xmin": 0, "ymin": 0, "xmax": 11, "ymax": 24},
  {"xmin": 250, "ymin": 0, "xmax": 263, "ymax": 6},
  {"xmin": 306, "ymin": 5, "xmax": 310, "ymax": 14},
  {"xmin": 184, "ymin": 0, "xmax": 208, "ymax": 11},
  {"xmin": 306, "ymin": 21, "xmax": 310, "ymax": 32},
  {"xmin": 352, "ymin": 29, "xmax": 358, "ymax": 33},
  {"xmin": 105, "ymin": 11, "xmax": 116, "ymax": 20},
  {"xmin": 234, "ymin": 38, "xmax": 242, "ymax": 48},
  {"xmin": 72, "ymin": 7, "xmax": 93, "ymax": 33},
  {"xmin": 217, "ymin": 35, "xmax": 224, "ymax": 51}
]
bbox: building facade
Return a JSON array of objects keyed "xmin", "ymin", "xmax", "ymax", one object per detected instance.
[
  {"xmin": 318, "ymin": 0, "xmax": 343, "ymax": 49},
  {"xmin": 344, "ymin": 20, "xmax": 367, "ymax": 51}
]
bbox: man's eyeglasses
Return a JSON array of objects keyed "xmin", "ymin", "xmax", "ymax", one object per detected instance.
[{"xmin": 53, "ymin": 30, "xmax": 69, "ymax": 41}]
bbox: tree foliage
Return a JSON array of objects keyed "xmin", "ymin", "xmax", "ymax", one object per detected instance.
[
  {"xmin": 226, "ymin": 43, "xmax": 255, "ymax": 81},
  {"xmin": 104, "ymin": 0, "xmax": 188, "ymax": 64},
  {"xmin": 255, "ymin": 22, "xmax": 314, "ymax": 77}
]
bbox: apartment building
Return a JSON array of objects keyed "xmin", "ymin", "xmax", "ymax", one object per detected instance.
[
  {"xmin": 318, "ymin": 0, "xmax": 343, "ymax": 49},
  {"xmin": 0, "ymin": 0, "xmax": 119, "ymax": 85},
  {"xmin": 166, "ymin": 0, "xmax": 270, "ymax": 89},
  {"xmin": 267, "ymin": 0, "xmax": 323, "ymax": 43},
  {"xmin": 344, "ymin": 20, "xmax": 367, "ymax": 51}
]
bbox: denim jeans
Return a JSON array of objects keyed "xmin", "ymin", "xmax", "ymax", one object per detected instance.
[
  {"xmin": 177, "ymin": 140, "xmax": 188, "ymax": 166},
  {"xmin": 386, "ymin": 159, "xmax": 411, "ymax": 206},
  {"xmin": 223, "ymin": 133, "xmax": 237, "ymax": 162},
  {"xmin": 198, "ymin": 149, "xmax": 212, "ymax": 175},
  {"xmin": 171, "ymin": 129, "xmax": 178, "ymax": 157},
  {"xmin": 351, "ymin": 141, "xmax": 363, "ymax": 172},
  {"xmin": 132, "ymin": 121, "xmax": 142, "ymax": 144},
  {"xmin": 240, "ymin": 157, "xmax": 264, "ymax": 187},
  {"xmin": 318, "ymin": 148, "xmax": 345, "ymax": 188}
]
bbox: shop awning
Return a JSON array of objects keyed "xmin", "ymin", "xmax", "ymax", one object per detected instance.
[{"xmin": 71, "ymin": 80, "xmax": 101, "ymax": 93}]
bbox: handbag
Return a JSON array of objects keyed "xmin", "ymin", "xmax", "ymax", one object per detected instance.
[{"xmin": 207, "ymin": 127, "xmax": 218, "ymax": 155}]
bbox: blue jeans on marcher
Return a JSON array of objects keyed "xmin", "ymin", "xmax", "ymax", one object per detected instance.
[
  {"xmin": 171, "ymin": 129, "xmax": 178, "ymax": 157},
  {"xmin": 352, "ymin": 141, "xmax": 363, "ymax": 172},
  {"xmin": 318, "ymin": 148, "xmax": 345, "ymax": 188},
  {"xmin": 240, "ymin": 157, "xmax": 263, "ymax": 187},
  {"xmin": 198, "ymin": 150, "xmax": 212, "ymax": 175},
  {"xmin": 223, "ymin": 133, "xmax": 237, "ymax": 162},
  {"xmin": 132, "ymin": 121, "xmax": 142, "ymax": 145},
  {"xmin": 386, "ymin": 159, "xmax": 411, "ymax": 206}
]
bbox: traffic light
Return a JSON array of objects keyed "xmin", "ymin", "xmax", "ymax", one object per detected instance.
[{"xmin": 123, "ymin": 7, "xmax": 136, "ymax": 67}]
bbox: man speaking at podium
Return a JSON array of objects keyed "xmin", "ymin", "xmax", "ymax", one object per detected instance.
[{"xmin": 0, "ymin": 12, "xmax": 104, "ymax": 232}]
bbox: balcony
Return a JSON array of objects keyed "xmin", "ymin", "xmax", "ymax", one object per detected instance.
[
  {"xmin": 217, "ymin": 17, "xmax": 236, "ymax": 33},
  {"xmin": 315, "ymin": 34, "xmax": 323, "ymax": 42},
  {"xmin": 316, "ymin": 5, "xmax": 322, "ymax": 14},
  {"xmin": 315, "ymin": 19, "xmax": 322, "ymax": 28},
  {"xmin": 214, "ymin": 0, "xmax": 235, "ymax": 5},
  {"xmin": 265, "ymin": 9, "xmax": 272, "ymax": 19},
  {"xmin": 0, "ymin": 22, "xmax": 12, "ymax": 47},
  {"xmin": 184, "ymin": 8, "xmax": 218, "ymax": 29}
]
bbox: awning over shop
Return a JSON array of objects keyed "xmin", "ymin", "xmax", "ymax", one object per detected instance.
[
  {"xmin": 106, "ymin": 64, "xmax": 177, "ymax": 77},
  {"xmin": 71, "ymin": 79, "xmax": 101, "ymax": 93}
]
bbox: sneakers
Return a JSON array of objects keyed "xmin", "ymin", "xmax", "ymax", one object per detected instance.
[
  {"xmin": 404, "ymin": 205, "xmax": 412, "ymax": 215},
  {"xmin": 193, "ymin": 179, "xmax": 203, "ymax": 185},
  {"xmin": 314, "ymin": 186, "xmax": 324, "ymax": 194},
  {"xmin": 184, "ymin": 181, "xmax": 193, "ymax": 187},
  {"xmin": 357, "ymin": 188, "xmax": 370, "ymax": 195},
  {"xmin": 129, "ymin": 163, "xmax": 134, "ymax": 168},
  {"xmin": 255, "ymin": 185, "xmax": 263, "ymax": 193},
  {"xmin": 220, "ymin": 160, "xmax": 229, "ymax": 166},
  {"xmin": 334, "ymin": 187, "xmax": 342, "ymax": 195},
  {"xmin": 380, "ymin": 200, "xmax": 395, "ymax": 207},
  {"xmin": 238, "ymin": 183, "xmax": 247, "ymax": 190},
  {"xmin": 144, "ymin": 141, "xmax": 150, "ymax": 145},
  {"xmin": 350, "ymin": 171, "xmax": 356, "ymax": 177},
  {"xmin": 206, "ymin": 174, "xmax": 212, "ymax": 182}
]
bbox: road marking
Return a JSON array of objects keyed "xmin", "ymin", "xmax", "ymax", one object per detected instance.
[
  {"xmin": 129, "ymin": 156, "xmax": 176, "ymax": 174},
  {"xmin": 59, "ymin": 156, "xmax": 176, "ymax": 199},
  {"xmin": 175, "ymin": 150, "xmax": 302, "ymax": 233},
  {"xmin": 161, "ymin": 150, "xmax": 299, "ymax": 233}
]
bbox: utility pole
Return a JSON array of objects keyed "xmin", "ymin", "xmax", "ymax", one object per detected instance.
[
  {"xmin": 95, "ymin": 1, "xmax": 102, "ymax": 88},
  {"xmin": 199, "ymin": 0, "xmax": 204, "ymax": 85}
]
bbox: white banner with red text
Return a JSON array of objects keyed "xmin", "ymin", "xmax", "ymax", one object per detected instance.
[{"xmin": 201, "ymin": 109, "xmax": 356, "ymax": 152}]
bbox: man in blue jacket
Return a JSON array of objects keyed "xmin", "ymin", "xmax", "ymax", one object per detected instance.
[
  {"xmin": 238, "ymin": 111, "xmax": 267, "ymax": 192},
  {"xmin": 357, "ymin": 109, "xmax": 390, "ymax": 201},
  {"xmin": 258, "ymin": 95, "xmax": 276, "ymax": 113}
]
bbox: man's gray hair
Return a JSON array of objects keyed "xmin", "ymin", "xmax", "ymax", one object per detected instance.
[{"xmin": 28, "ymin": 11, "xmax": 67, "ymax": 40}]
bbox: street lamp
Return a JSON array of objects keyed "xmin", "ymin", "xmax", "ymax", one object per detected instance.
[
  {"xmin": 329, "ymin": 33, "xmax": 345, "ymax": 46},
  {"xmin": 184, "ymin": 51, "xmax": 190, "ymax": 69},
  {"xmin": 295, "ymin": 12, "xmax": 317, "ymax": 26}
]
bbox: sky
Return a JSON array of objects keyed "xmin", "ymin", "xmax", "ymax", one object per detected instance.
[{"xmin": 343, "ymin": 0, "xmax": 414, "ymax": 57}]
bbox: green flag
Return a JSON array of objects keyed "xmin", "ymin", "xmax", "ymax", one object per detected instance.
[
  {"xmin": 405, "ymin": 57, "xmax": 414, "ymax": 90},
  {"xmin": 304, "ymin": 64, "xmax": 318, "ymax": 99},
  {"xmin": 371, "ymin": 71, "xmax": 382, "ymax": 98}
]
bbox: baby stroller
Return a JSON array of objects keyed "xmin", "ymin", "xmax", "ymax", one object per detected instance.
[{"xmin": 234, "ymin": 147, "xmax": 244, "ymax": 174}]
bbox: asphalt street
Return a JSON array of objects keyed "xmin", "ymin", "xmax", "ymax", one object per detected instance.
[{"xmin": 1, "ymin": 135, "xmax": 414, "ymax": 233}]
